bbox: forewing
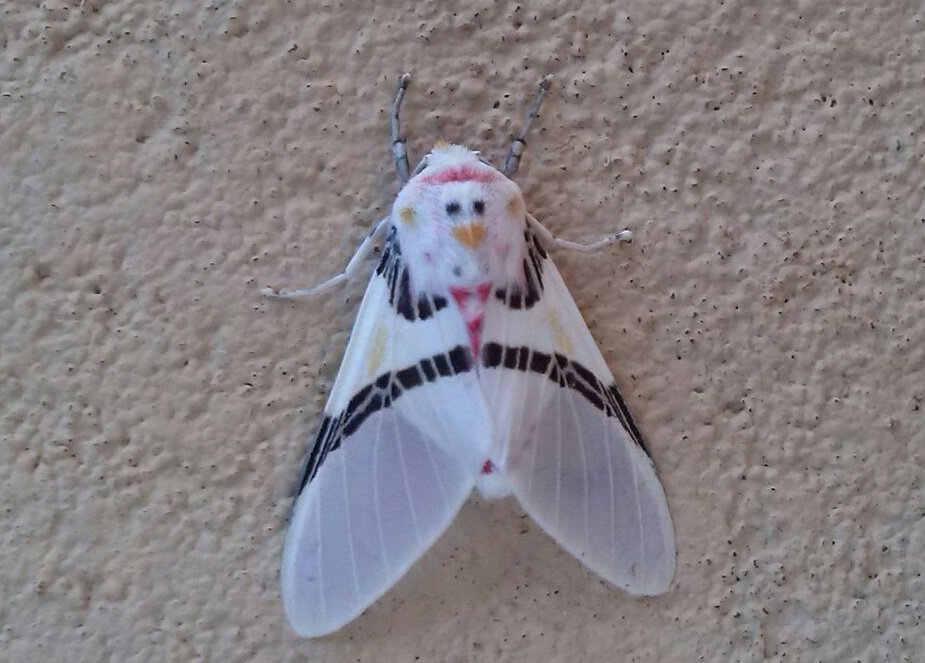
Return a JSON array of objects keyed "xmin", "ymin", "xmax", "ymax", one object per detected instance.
[
  {"xmin": 282, "ymin": 231, "xmax": 490, "ymax": 637},
  {"xmin": 480, "ymin": 228, "xmax": 676, "ymax": 594}
]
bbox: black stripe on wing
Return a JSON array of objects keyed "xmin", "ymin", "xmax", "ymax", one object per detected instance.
[
  {"xmin": 481, "ymin": 342, "xmax": 649, "ymax": 456},
  {"xmin": 297, "ymin": 345, "xmax": 473, "ymax": 493},
  {"xmin": 494, "ymin": 223, "xmax": 547, "ymax": 310},
  {"xmin": 376, "ymin": 227, "xmax": 448, "ymax": 321}
]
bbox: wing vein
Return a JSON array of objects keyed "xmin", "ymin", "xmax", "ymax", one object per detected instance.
[
  {"xmin": 372, "ymin": 394, "xmax": 391, "ymax": 577},
  {"xmin": 563, "ymin": 378, "xmax": 591, "ymax": 555},
  {"xmin": 340, "ymin": 451, "xmax": 363, "ymax": 602},
  {"xmin": 554, "ymin": 372, "xmax": 563, "ymax": 530},
  {"xmin": 497, "ymin": 264, "xmax": 516, "ymax": 476},
  {"xmin": 601, "ymin": 400, "xmax": 618, "ymax": 573},
  {"xmin": 627, "ymin": 430, "xmax": 647, "ymax": 589},
  {"xmin": 386, "ymin": 309, "xmax": 425, "ymax": 547},
  {"xmin": 392, "ymin": 409, "xmax": 424, "ymax": 546},
  {"xmin": 315, "ymin": 487, "xmax": 328, "ymax": 625},
  {"xmin": 417, "ymin": 310, "xmax": 462, "ymax": 506},
  {"xmin": 525, "ymin": 332, "xmax": 555, "ymax": 504}
]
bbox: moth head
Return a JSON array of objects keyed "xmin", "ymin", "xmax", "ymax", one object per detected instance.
[{"xmin": 393, "ymin": 143, "xmax": 526, "ymax": 283}]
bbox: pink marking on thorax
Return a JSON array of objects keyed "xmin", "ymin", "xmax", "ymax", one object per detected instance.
[
  {"xmin": 481, "ymin": 459, "xmax": 494, "ymax": 475},
  {"xmin": 466, "ymin": 316, "xmax": 483, "ymax": 339},
  {"xmin": 449, "ymin": 282, "xmax": 491, "ymax": 356},
  {"xmin": 448, "ymin": 286, "xmax": 470, "ymax": 305},
  {"xmin": 420, "ymin": 165, "xmax": 497, "ymax": 185},
  {"xmin": 463, "ymin": 313, "xmax": 484, "ymax": 356}
]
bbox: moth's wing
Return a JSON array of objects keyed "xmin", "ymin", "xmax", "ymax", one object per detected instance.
[
  {"xmin": 480, "ymin": 231, "xmax": 676, "ymax": 595},
  {"xmin": 282, "ymin": 232, "xmax": 489, "ymax": 637}
]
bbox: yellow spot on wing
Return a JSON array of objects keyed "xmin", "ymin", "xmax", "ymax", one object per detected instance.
[
  {"xmin": 399, "ymin": 206, "xmax": 415, "ymax": 226},
  {"xmin": 452, "ymin": 223, "xmax": 486, "ymax": 249},
  {"xmin": 367, "ymin": 325, "xmax": 388, "ymax": 376},
  {"xmin": 548, "ymin": 311, "xmax": 574, "ymax": 355},
  {"xmin": 434, "ymin": 138, "xmax": 449, "ymax": 148}
]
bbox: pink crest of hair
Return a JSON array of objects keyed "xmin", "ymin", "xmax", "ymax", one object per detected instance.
[{"xmin": 420, "ymin": 164, "xmax": 497, "ymax": 185}]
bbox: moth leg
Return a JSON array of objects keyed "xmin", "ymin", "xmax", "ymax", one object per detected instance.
[
  {"xmin": 503, "ymin": 74, "xmax": 553, "ymax": 178},
  {"xmin": 527, "ymin": 214, "xmax": 633, "ymax": 253},
  {"xmin": 262, "ymin": 218, "xmax": 390, "ymax": 299},
  {"xmin": 390, "ymin": 72, "xmax": 413, "ymax": 184}
]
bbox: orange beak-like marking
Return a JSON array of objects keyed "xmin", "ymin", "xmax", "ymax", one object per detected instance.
[{"xmin": 452, "ymin": 223, "xmax": 486, "ymax": 249}]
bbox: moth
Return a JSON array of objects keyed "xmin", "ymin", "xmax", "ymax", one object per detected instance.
[{"xmin": 264, "ymin": 74, "xmax": 675, "ymax": 637}]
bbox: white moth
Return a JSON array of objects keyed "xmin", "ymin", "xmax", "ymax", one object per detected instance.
[{"xmin": 264, "ymin": 74, "xmax": 675, "ymax": 637}]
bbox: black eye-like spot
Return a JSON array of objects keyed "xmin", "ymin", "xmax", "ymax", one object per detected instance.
[
  {"xmin": 473, "ymin": 200, "xmax": 485, "ymax": 215},
  {"xmin": 445, "ymin": 201, "xmax": 461, "ymax": 215},
  {"xmin": 452, "ymin": 266, "xmax": 463, "ymax": 277}
]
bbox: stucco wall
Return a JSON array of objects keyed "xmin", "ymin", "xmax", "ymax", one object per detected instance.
[{"xmin": 2, "ymin": 1, "xmax": 923, "ymax": 660}]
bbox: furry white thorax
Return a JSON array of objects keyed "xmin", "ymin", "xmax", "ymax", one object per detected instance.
[{"xmin": 391, "ymin": 145, "xmax": 528, "ymax": 294}]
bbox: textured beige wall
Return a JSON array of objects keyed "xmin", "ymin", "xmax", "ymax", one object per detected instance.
[{"xmin": 2, "ymin": 0, "xmax": 923, "ymax": 661}]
